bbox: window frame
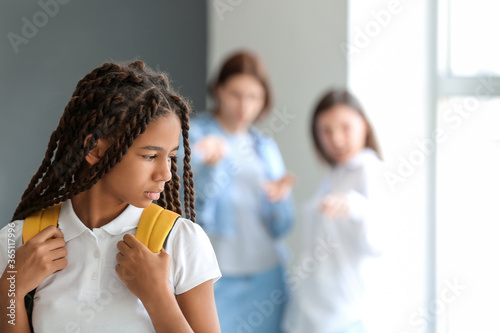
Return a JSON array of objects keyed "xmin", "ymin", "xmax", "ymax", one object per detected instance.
[{"xmin": 428, "ymin": 0, "xmax": 500, "ymax": 332}]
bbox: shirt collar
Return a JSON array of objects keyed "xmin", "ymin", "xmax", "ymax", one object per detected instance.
[
  {"xmin": 59, "ymin": 200, "xmax": 144, "ymax": 241},
  {"xmin": 340, "ymin": 148, "xmax": 377, "ymax": 170}
]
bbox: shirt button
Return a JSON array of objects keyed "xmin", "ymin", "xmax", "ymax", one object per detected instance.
[
  {"xmin": 94, "ymin": 250, "xmax": 100, "ymax": 258},
  {"xmin": 90, "ymin": 273, "xmax": 97, "ymax": 280}
]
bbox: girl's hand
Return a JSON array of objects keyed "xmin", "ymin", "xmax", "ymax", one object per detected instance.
[
  {"xmin": 261, "ymin": 173, "xmax": 296, "ymax": 203},
  {"xmin": 115, "ymin": 234, "xmax": 171, "ymax": 301},
  {"xmin": 193, "ymin": 135, "xmax": 228, "ymax": 165},
  {"xmin": 319, "ymin": 193, "xmax": 350, "ymax": 220},
  {"xmin": 13, "ymin": 225, "xmax": 68, "ymax": 297},
  {"xmin": 116, "ymin": 235, "xmax": 200, "ymax": 332}
]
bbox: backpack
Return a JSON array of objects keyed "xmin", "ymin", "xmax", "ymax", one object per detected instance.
[{"xmin": 21, "ymin": 202, "xmax": 180, "ymax": 332}]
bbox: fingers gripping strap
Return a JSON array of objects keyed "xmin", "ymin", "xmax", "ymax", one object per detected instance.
[
  {"xmin": 22, "ymin": 204, "xmax": 62, "ymax": 243},
  {"xmin": 136, "ymin": 203, "xmax": 180, "ymax": 253}
]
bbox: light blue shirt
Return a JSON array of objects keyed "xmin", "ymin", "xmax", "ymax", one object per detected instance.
[{"xmin": 181, "ymin": 112, "xmax": 295, "ymax": 275}]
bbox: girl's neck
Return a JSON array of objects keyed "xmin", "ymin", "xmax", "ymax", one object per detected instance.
[
  {"xmin": 335, "ymin": 148, "xmax": 368, "ymax": 167},
  {"xmin": 71, "ymin": 184, "xmax": 128, "ymax": 229},
  {"xmin": 214, "ymin": 112, "xmax": 249, "ymax": 134}
]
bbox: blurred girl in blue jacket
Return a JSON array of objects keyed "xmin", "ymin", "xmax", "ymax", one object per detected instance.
[{"xmin": 189, "ymin": 51, "xmax": 295, "ymax": 332}]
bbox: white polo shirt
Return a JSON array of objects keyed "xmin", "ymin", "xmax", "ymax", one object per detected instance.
[{"xmin": 0, "ymin": 200, "xmax": 221, "ymax": 333}]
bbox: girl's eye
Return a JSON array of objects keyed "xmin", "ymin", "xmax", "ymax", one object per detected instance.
[
  {"xmin": 320, "ymin": 127, "xmax": 332, "ymax": 136},
  {"xmin": 143, "ymin": 155, "xmax": 158, "ymax": 161},
  {"xmin": 229, "ymin": 91, "xmax": 242, "ymax": 99},
  {"xmin": 248, "ymin": 93, "xmax": 263, "ymax": 101}
]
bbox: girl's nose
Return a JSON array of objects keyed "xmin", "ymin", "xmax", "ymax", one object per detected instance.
[
  {"xmin": 331, "ymin": 131, "xmax": 344, "ymax": 147},
  {"xmin": 155, "ymin": 157, "xmax": 172, "ymax": 182}
]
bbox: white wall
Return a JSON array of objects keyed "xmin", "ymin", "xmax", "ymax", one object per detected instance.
[
  {"xmin": 208, "ymin": 0, "xmax": 348, "ymax": 252},
  {"xmin": 348, "ymin": 0, "xmax": 428, "ymax": 331}
]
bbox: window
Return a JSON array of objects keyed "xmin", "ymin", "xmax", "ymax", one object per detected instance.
[
  {"xmin": 436, "ymin": 98, "xmax": 500, "ymax": 332},
  {"xmin": 435, "ymin": 0, "xmax": 500, "ymax": 331},
  {"xmin": 448, "ymin": 0, "xmax": 500, "ymax": 76},
  {"xmin": 349, "ymin": 0, "xmax": 500, "ymax": 332}
]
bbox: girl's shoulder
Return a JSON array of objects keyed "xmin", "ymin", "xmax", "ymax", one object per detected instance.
[
  {"xmin": 189, "ymin": 112, "xmax": 223, "ymax": 140},
  {"xmin": 248, "ymin": 125, "xmax": 273, "ymax": 142},
  {"xmin": 0, "ymin": 220, "xmax": 25, "ymax": 270},
  {"xmin": 190, "ymin": 112, "xmax": 217, "ymax": 130},
  {"xmin": 361, "ymin": 147, "xmax": 382, "ymax": 162},
  {"xmin": 165, "ymin": 217, "xmax": 217, "ymax": 258},
  {"xmin": 345, "ymin": 148, "xmax": 382, "ymax": 171},
  {"xmin": 165, "ymin": 217, "xmax": 221, "ymax": 294},
  {"xmin": 359, "ymin": 149, "xmax": 384, "ymax": 177},
  {"xmin": 1, "ymin": 219, "xmax": 24, "ymax": 228},
  {"xmin": 168, "ymin": 218, "xmax": 209, "ymax": 243},
  {"xmin": 0, "ymin": 219, "xmax": 24, "ymax": 243}
]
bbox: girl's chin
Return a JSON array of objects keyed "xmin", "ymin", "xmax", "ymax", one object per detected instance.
[
  {"xmin": 334, "ymin": 154, "xmax": 349, "ymax": 162},
  {"xmin": 333, "ymin": 153, "xmax": 352, "ymax": 163},
  {"xmin": 129, "ymin": 198, "xmax": 154, "ymax": 209}
]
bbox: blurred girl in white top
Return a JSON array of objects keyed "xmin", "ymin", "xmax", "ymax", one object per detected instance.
[{"xmin": 283, "ymin": 89, "xmax": 384, "ymax": 333}]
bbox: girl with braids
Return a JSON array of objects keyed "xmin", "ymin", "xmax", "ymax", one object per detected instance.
[
  {"xmin": 185, "ymin": 51, "xmax": 295, "ymax": 332},
  {"xmin": 0, "ymin": 60, "xmax": 221, "ymax": 333}
]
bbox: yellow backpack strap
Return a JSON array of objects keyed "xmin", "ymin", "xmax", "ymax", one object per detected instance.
[
  {"xmin": 22, "ymin": 203, "xmax": 62, "ymax": 244},
  {"xmin": 135, "ymin": 203, "xmax": 180, "ymax": 253}
]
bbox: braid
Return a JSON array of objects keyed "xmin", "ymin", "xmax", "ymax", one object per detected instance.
[
  {"xmin": 17, "ymin": 127, "xmax": 62, "ymax": 202},
  {"xmin": 169, "ymin": 96, "xmax": 196, "ymax": 222},
  {"xmin": 157, "ymin": 156, "xmax": 182, "ymax": 214},
  {"xmin": 12, "ymin": 60, "xmax": 194, "ymax": 222},
  {"xmin": 144, "ymin": 67, "xmax": 195, "ymax": 218},
  {"xmin": 169, "ymin": 157, "xmax": 183, "ymax": 215},
  {"xmin": 158, "ymin": 185, "xmax": 169, "ymax": 210}
]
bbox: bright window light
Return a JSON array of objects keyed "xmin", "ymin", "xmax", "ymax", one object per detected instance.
[
  {"xmin": 449, "ymin": 0, "xmax": 500, "ymax": 76},
  {"xmin": 436, "ymin": 97, "xmax": 500, "ymax": 332}
]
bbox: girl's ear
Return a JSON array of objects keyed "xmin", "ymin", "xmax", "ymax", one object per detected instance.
[{"xmin": 84, "ymin": 135, "xmax": 110, "ymax": 166}]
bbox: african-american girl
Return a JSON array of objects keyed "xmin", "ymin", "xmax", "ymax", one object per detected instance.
[{"xmin": 0, "ymin": 60, "xmax": 221, "ymax": 333}]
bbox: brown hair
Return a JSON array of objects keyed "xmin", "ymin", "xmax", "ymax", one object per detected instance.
[
  {"xmin": 311, "ymin": 89, "xmax": 382, "ymax": 166},
  {"xmin": 12, "ymin": 60, "xmax": 196, "ymax": 222},
  {"xmin": 210, "ymin": 50, "xmax": 272, "ymax": 120}
]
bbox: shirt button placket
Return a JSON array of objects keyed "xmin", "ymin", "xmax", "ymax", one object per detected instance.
[{"xmin": 91, "ymin": 249, "xmax": 100, "ymax": 281}]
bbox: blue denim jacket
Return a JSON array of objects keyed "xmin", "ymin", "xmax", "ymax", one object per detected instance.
[{"xmin": 181, "ymin": 112, "xmax": 295, "ymax": 241}]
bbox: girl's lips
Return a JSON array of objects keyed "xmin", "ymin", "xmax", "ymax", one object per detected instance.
[
  {"xmin": 333, "ymin": 150, "xmax": 350, "ymax": 161},
  {"xmin": 145, "ymin": 192, "xmax": 161, "ymax": 200}
]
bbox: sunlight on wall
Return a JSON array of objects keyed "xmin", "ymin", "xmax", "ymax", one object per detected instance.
[{"xmin": 348, "ymin": 0, "xmax": 428, "ymax": 331}]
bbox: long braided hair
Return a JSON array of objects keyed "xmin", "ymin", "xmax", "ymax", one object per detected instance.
[{"xmin": 12, "ymin": 60, "xmax": 196, "ymax": 222}]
